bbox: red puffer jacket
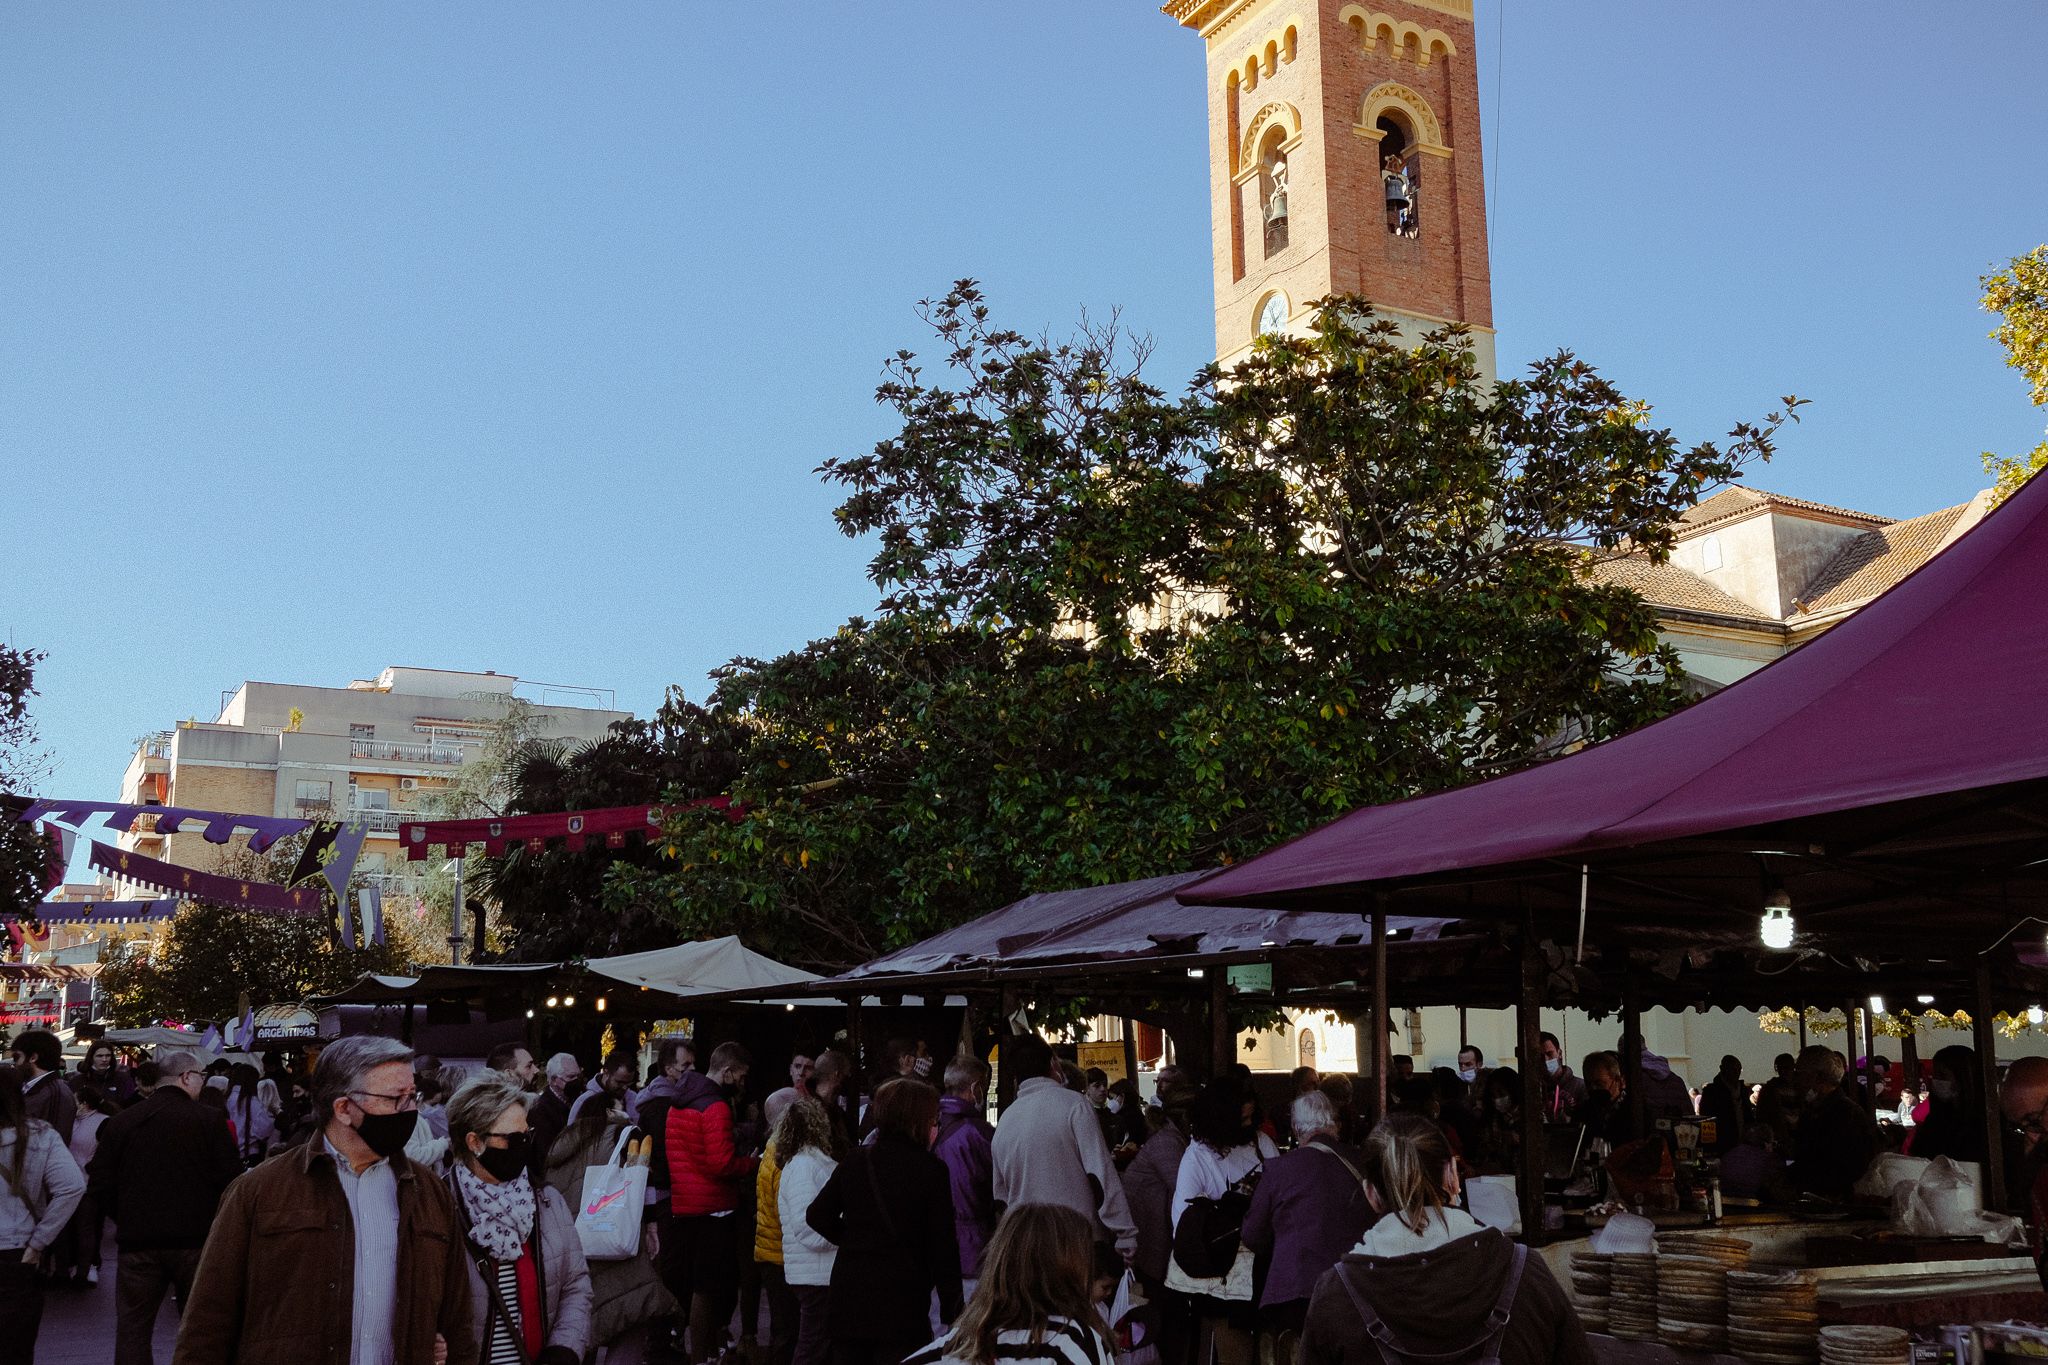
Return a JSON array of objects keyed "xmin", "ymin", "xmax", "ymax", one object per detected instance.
[{"xmin": 666, "ymin": 1070, "xmax": 758, "ymax": 1216}]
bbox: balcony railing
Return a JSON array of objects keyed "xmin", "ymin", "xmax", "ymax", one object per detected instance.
[
  {"xmin": 349, "ymin": 738, "xmax": 466, "ymax": 765},
  {"xmin": 346, "ymin": 806, "xmax": 408, "ymax": 835}
]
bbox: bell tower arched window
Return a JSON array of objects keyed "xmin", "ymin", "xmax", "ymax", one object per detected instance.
[
  {"xmin": 1258, "ymin": 129, "xmax": 1290, "ymax": 257},
  {"xmin": 1377, "ymin": 113, "xmax": 1419, "ymax": 238}
]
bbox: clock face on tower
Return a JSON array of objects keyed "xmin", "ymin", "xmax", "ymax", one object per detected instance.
[{"xmin": 1257, "ymin": 292, "xmax": 1290, "ymax": 337}]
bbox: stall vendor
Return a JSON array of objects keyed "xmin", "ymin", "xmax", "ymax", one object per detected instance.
[
  {"xmin": 1999, "ymin": 1055, "xmax": 2048, "ymax": 1289},
  {"xmin": 1781, "ymin": 1045, "xmax": 1878, "ymax": 1201}
]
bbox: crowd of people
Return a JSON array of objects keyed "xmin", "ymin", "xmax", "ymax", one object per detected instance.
[{"xmin": 0, "ymin": 1024, "xmax": 1615, "ymax": 1365}]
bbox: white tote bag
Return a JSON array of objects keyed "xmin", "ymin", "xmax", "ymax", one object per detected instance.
[{"xmin": 575, "ymin": 1126, "xmax": 648, "ymax": 1261}]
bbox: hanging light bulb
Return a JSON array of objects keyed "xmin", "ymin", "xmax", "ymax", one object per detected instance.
[
  {"xmin": 545, "ymin": 996, "xmax": 559, "ymax": 1009},
  {"xmin": 1868, "ymin": 995, "xmax": 1886, "ymax": 1018},
  {"xmin": 2030, "ymin": 1005, "xmax": 2045, "ymax": 1027},
  {"xmin": 1760, "ymin": 889, "xmax": 1795, "ymax": 950},
  {"xmin": 563, "ymin": 995, "xmax": 575, "ymax": 1007},
  {"xmin": 1916, "ymin": 994, "xmax": 1936, "ymax": 1006},
  {"xmin": 594, "ymin": 997, "xmax": 607, "ymax": 1013}
]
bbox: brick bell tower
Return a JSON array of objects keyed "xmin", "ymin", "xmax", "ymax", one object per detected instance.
[{"xmin": 1166, "ymin": 0, "xmax": 1495, "ymax": 378}]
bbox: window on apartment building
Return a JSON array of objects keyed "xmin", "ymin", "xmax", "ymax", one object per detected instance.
[
  {"xmin": 348, "ymin": 784, "xmax": 391, "ymax": 810},
  {"xmin": 294, "ymin": 780, "xmax": 332, "ymax": 809},
  {"xmin": 349, "ymin": 723, "xmax": 374, "ymax": 739}
]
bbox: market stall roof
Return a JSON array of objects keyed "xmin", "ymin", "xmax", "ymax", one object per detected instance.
[
  {"xmin": 818, "ymin": 869, "xmax": 1461, "ymax": 993},
  {"xmin": 1185, "ymin": 469, "xmax": 2048, "ymax": 937},
  {"xmin": 100, "ymin": 1025, "xmax": 225, "ymax": 1052},
  {"xmin": 584, "ymin": 936, "xmax": 821, "ymax": 996},
  {"xmin": 310, "ymin": 964, "xmax": 556, "ymax": 1007}
]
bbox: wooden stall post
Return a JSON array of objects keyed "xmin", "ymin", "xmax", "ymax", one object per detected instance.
[
  {"xmin": 1516, "ymin": 912, "xmax": 1548, "ymax": 1242},
  {"xmin": 844, "ymin": 996, "xmax": 865, "ymax": 1126},
  {"xmin": 1844, "ymin": 1000, "xmax": 1876, "ymax": 1120},
  {"xmin": 1972, "ymin": 958, "xmax": 2009, "ymax": 1211},
  {"xmin": 1210, "ymin": 971, "xmax": 1233, "ymax": 1078},
  {"xmin": 1622, "ymin": 970, "xmax": 1648, "ymax": 1143},
  {"xmin": 1121, "ymin": 1017, "xmax": 1141, "ymax": 1091},
  {"xmin": 1372, "ymin": 898, "xmax": 1391, "ymax": 1124},
  {"xmin": 958, "ymin": 999, "xmax": 977, "ymax": 1058},
  {"xmin": 996, "ymin": 986, "xmax": 1022, "ymax": 1114}
]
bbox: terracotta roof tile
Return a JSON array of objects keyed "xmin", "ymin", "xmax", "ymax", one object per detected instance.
[
  {"xmin": 1585, "ymin": 554, "xmax": 1774, "ymax": 623},
  {"xmin": 1677, "ymin": 486, "xmax": 1893, "ymax": 536},
  {"xmin": 1794, "ymin": 502, "xmax": 1976, "ymax": 616}
]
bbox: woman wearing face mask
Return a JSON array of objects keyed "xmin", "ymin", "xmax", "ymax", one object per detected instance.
[
  {"xmin": 1904, "ymin": 1045, "xmax": 1987, "ymax": 1165},
  {"xmin": 1470, "ymin": 1069, "xmax": 1525, "ymax": 1177},
  {"xmin": 448, "ymin": 1071, "xmax": 594, "ymax": 1365},
  {"xmin": 1168, "ymin": 1075, "xmax": 1279, "ymax": 1365},
  {"xmin": 1102, "ymin": 1078, "xmax": 1147, "ymax": 1159},
  {"xmin": 1300, "ymin": 1114, "xmax": 1591, "ymax": 1365}
]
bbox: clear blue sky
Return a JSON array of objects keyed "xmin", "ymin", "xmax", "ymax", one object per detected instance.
[{"xmin": 5, "ymin": 3, "xmax": 2045, "ymax": 803}]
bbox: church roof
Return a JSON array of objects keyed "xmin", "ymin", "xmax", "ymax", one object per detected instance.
[
  {"xmin": 1585, "ymin": 554, "xmax": 1775, "ymax": 625},
  {"xmin": 1677, "ymin": 486, "xmax": 1894, "ymax": 537},
  {"xmin": 1793, "ymin": 499, "xmax": 1982, "ymax": 618}
]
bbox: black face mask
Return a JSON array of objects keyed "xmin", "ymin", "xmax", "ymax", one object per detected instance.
[
  {"xmin": 353, "ymin": 1107, "xmax": 416, "ymax": 1160},
  {"xmin": 474, "ymin": 1132, "xmax": 530, "ymax": 1182}
]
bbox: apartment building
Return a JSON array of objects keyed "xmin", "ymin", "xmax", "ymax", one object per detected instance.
[{"xmin": 116, "ymin": 665, "xmax": 631, "ymax": 894}]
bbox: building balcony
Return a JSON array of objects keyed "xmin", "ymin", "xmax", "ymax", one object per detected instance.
[
  {"xmin": 346, "ymin": 806, "xmax": 409, "ymax": 835},
  {"xmin": 360, "ymin": 871, "xmax": 426, "ymax": 901},
  {"xmin": 349, "ymin": 738, "xmax": 466, "ymax": 766}
]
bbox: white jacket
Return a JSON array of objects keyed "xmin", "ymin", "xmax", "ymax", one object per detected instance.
[
  {"xmin": 906, "ymin": 1315, "xmax": 1109, "ymax": 1365},
  {"xmin": 778, "ymin": 1147, "xmax": 839, "ymax": 1286}
]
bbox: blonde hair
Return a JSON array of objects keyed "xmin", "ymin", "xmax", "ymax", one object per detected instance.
[
  {"xmin": 1359, "ymin": 1112, "xmax": 1454, "ymax": 1235},
  {"xmin": 943, "ymin": 1205, "xmax": 1109, "ymax": 1365},
  {"xmin": 773, "ymin": 1096, "xmax": 838, "ymax": 1168}
]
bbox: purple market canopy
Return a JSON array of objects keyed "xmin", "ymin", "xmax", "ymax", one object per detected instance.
[
  {"xmin": 830, "ymin": 870, "xmax": 1461, "ymax": 990},
  {"xmin": 1183, "ymin": 469, "xmax": 2048, "ymax": 956}
]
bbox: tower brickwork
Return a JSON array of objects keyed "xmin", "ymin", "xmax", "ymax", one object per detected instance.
[{"xmin": 1168, "ymin": 0, "xmax": 1494, "ymax": 375}]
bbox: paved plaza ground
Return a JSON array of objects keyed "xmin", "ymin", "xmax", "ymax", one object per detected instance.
[{"xmin": 38, "ymin": 1251, "xmax": 182, "ymax": 1364}]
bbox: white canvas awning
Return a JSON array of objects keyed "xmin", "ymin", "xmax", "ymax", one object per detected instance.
[{"xmin": 584, "ymin": 936, "xmax": 821, "ymax": 998}]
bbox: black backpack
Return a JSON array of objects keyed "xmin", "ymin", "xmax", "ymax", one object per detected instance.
[{"xmin": 1171, "ymin": 1166, "xmax": 1262, "ymax": 1278}]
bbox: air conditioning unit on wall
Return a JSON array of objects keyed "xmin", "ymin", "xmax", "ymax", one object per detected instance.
[{"xmin": 398, "ymin": 778, "xmax": 417, "ymax": 791}]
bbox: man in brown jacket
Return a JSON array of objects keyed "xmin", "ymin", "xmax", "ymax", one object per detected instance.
[{"xmin": 171, "ymin": 1034, "xmax": 478, "ymax": 1365}]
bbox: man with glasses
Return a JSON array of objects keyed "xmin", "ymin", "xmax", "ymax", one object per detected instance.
[
  {"xmin": 2000, "ymin": 1055, "xmax": 2048, "ymax": 1289},
  {"xmin": 87, "ymin": 1050, "xmax": 242, "ymax": 1365},
  {"xmin": 174, "ymin": 1034, "xmax": 478, "ymax": 1364}
]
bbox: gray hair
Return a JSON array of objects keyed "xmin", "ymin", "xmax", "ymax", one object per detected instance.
[
  {"xmin": 447, "ymin": 1071, "xmax": 532, "ymax": 1153},
  {"xmin": 312, "ymin": 1035, "xmax": 415, "ymax": 1123},
  {"xmin": 1291, "ymin": 1089, "xmax": 1340, "ymax": 1140},
  {"xmin": 943, "ymin": 1054, "xmax": 990, "ymax": 1098},
  {"xmin": 159, "ymin": 1050, "xmax": 201, "ymax": 1080},
  {"xmin": 545, "ymin": 1052, "xmax": 579, "ymax": 1081}
]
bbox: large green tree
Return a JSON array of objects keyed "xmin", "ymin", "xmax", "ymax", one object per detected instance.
[
  {"xmin": 605, "ymin": 288, "xmax": 1796, "ymax": 972},
  {"xmin": 1983, "ymin": 245, "xmax": 2048, "ymax": 502},
  {"xmin": 0, "ymin": 643, "xmax": 55, "ymax": 923}
]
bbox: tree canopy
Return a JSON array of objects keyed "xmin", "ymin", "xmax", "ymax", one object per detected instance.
[
  {"xmin": 585, "ymin": 288, "xmax": 1794, "ymax": 973},
  {"xmin": 1983, "ymin": 245, "xmax": 2048, "ymax": 502},
  {"xmin": 0, "ymin": 643, "xmax": 54, "ymax": 924}
]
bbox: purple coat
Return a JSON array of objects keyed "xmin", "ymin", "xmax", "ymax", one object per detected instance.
[
  {"xmin": 934, "ymin": 1095, "xmax": 996, "ymax": 1275},
  {"xmin": 1240, "ymin": 1138, "xmax": 1375, "ymax": 1310}
]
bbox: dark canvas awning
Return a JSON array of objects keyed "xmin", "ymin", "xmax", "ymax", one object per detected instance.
[
  {"xmin": 1185, "ymin": 470, "xmax": 2048, "ymax": 945},
  {"xmin": 826, "ymin": 870, "xmax": 1460, "ymax": 991}
]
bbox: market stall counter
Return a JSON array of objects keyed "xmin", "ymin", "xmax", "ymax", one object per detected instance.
[{"xmin": 1546, "ymin": 1216, "xmax": 2047, "ymax": 1365}]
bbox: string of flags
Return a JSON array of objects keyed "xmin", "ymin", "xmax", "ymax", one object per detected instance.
[{"xmin": 400, "ymin": 798, "xmax": 735, "ymax": 861}]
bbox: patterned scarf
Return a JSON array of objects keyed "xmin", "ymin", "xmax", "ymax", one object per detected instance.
[{"xmin": 454, "ymin": 1161, "xmax": 537, "ymax": 1262}]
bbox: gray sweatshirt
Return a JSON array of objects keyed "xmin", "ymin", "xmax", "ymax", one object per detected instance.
[
  {"xmin": 991, "ymin": 1078, "xmax": 1137, "ymax": 1254},
  {"xmin": 0, "ymin": 1121, "xmax": 87, "ymax": 1253}
]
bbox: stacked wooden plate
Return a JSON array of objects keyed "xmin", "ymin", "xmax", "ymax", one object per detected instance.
[
  {"xmin": 1818, "ymin": 1326, "xmax": 1911, "ymax": 1365},
  {"xmin": 1607, "ymin": 1253, "xmax": 1658, "ymax": 1340},
  {"xmin": 1655, "ymin": 1254, "xmax": 1731, "ymax": 1352},
  {"xmin": 1726, "ymin": 1270, "xmax": 1821, "ymax": 1365},
  {"xmin": 1568, "ymin": 1252, "xmax": 1612, "ymax": 1332},
  {"xmin": 1658, "ymin": 1232, "xmax": 1754, "ymax": 1270}
]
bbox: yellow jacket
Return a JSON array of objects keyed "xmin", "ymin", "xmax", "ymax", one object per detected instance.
[{"xmin": 755, "ymin": 1134, "xmax": 783, "ymax": 1264}]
